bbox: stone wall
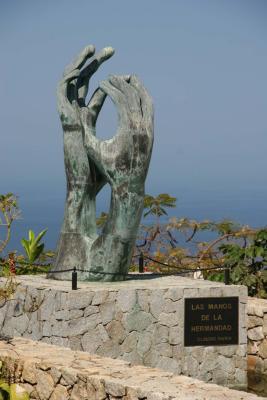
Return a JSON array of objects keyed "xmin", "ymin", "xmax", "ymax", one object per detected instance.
[
  {"xmin": 0, "ymin": 275, "xmax": 247, "ymax": 389},
  {"xmin": 247, "ymin": 297, "xmax": 267, "ymax": 396},
  {"xmin": 0, "ymin": 338, "xmax": 262, "ymax": 400}
]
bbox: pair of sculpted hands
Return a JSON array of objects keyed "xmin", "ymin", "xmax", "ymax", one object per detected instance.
[
  {"xmin": 53, "ymin": 44, "xmax": 153, "ymax": 280},
  {"xmin": 57, "ymin": 45, "xmax": 153, "ymax": 198}
]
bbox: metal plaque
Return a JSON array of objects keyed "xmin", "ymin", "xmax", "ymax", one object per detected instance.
[{"xmin": 184, "ymin": 297, "xmax": 239, "ymax": 347}]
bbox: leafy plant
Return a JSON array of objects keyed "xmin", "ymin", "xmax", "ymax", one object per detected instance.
[
  {"xmin": 0, "ymin": 194, "xmax": 21, "ymax": 303},
  {"xmin": 216, "ymin": 229, "xmax": 267, "ymax": 297},
  {"xmin": 0, "ymin": 380, "xmax": 29, "ymax": 400},
  {"xmin": 134, "ymin": 194, "xmax": 178, "ymax": 271},
  {"xmin": 143, "ymin": 193, "xmax": 176, "ymax": 219},
  {"xmin": 132, "ymin": 194, "xmax": 266, "ymax": 298},
  {"xmin": 21, "ymin": 229, "xmax": 47, "ymax": 264}
]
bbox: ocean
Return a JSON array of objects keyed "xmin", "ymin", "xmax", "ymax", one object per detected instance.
[{"xmin": 2, "ymin": 184, "xmax": 267, "ymax": 257}]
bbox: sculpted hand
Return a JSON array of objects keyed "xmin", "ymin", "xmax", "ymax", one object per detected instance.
[
  {"xmin": 51, "ymin": 46, "xmax": 154, "ymax": 282},
  {"xmin": 81, "ymin": 75, "xmax": 154, "ymax": 279},
  {"xmin": 50, "ymin": 45, "xmax": 114, "ymax": 280},
  {"xmin": 56, "ymin": 45, "xmax": 114, "ymax": 234},
  {"xmin": 82, "ymin": 75, "xmax": 154, "ymax": 192}
]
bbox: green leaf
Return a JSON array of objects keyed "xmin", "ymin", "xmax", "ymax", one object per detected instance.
[
  {"xmin": 10, "ymin": 383, "xmax": 30, "ymax": 400},
  {"xmin": 143, "ymin": 193, "xmax": 177, "ymax": 220},
  {"xmin": 21, "ymin": 229, "xmax": 47, "ymax": 263},
  {"xmin": 29, "ymin": 230, "xmax": 35, "ymax": 242},
  {"xmin": 255, "ymin": 246, "xmax": 265, "ymax": 258},
  {"xmin": 36, "ymin": 243, "xmax": 44, "ymax": 257},
  {"xmin": 143, "ymin": 195, "xmax": 154, "ymax": 208},
  {"xmin": 143, "ymin": 210, "xmax": 152, "ymax": 218},
  {"xmin": 215, "ymin": 219, "xmax": 240, "ymax": 235},
  {"xmin": 34, "ymin": 229, "xmax": 48, "ymax": 245},
  {"xmin": 21, "ymin": 239, "xmax": 30, "ymax": 259},
  {"xmin": 0, "ymin": 380, "xmax": 12, "ymax": 400},
  {"xmin": 261, "ymin": 270, "xmax": 267, "ymax": 282}
]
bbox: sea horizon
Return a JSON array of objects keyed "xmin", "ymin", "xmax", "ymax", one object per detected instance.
[{"xmin": 2, "ymin": 183, "xmax": 266, "ymax": 256}]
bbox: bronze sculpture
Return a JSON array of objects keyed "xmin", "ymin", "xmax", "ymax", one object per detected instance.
[{"xmin": 48, "ymin": 45, "xmax": 154, "ymax": 281}]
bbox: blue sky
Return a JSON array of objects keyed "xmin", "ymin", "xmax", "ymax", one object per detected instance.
[{"xmin": 1, "ymin": 0, "xmax": 267, "ymax": 251}]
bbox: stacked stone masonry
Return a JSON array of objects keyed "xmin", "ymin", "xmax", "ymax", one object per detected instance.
[
  {"xmin": 0, "ymin": 338, "xmax": 263, "ymax": 400},
  {"xmin": 0, "ymin": 275, "xmax": 247, "ymax": 390},
  {"xmin": 247, "ymin": 297, "xmax": 267, "ymax": 396}
]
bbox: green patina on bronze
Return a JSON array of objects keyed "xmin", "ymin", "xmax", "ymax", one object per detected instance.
[{"xmin": 48, "ymin": 44, "xmax": 154, "ymax": 281}]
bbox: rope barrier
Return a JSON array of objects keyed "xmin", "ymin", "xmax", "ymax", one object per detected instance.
[
  {"xmin": 141, "ymin": 254, "xmax": 188, "ymax": 271},
  {"xmin": 0, "ymin": 253, "xmax": 231, "ymax": 288},
  {"xmin": 141, "ymin": 253, "xmax": 230, "ymax": 274},
  {"xmin": 0, "ymin": 255, "xmax": 229, "ymax": 276},
  {"xmin": 46, "ymin": 268, "xmax": 73, "ymax": 274},
  {"xmin": 47, "ymin": 268, "xmax": 127, "ymax": 277},
  {"xmin": 1, "ymin": 262, "xmax": 219, "ymax": 276}
]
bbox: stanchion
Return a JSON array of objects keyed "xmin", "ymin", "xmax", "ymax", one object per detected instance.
[
  {"xmin": 72, "ymin": 267, "xmax": 77, "ymax": 290},
  {"xmin": 224, "ymin": 268, "xmax": 230, "ymax": 285},
  {"xmin": 139, "ymin": 253, "xmax": 144, "ymax": 273}
]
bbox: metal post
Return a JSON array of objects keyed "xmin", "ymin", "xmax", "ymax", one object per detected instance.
[
  {"xmin": 72, "ymin": 267, "xmax": 77, "ymax": 290},
  {"xmin": 224, "ymin": 268, "xmax": 230, "ymax": 285},
  {"xmin": 139, "ymin": 253, "xmax": 144, "ymax": 273}
]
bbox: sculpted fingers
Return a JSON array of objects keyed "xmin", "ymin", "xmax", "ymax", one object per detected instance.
[
  {"xmin": 120, "ymin": 75, "xmax": 131, "ymax": 83},
  {"xmin": 87, "ymin": 88, "xmax": 107, "ymax": 125},
  {"xmin": 99, "ymin": 79, "xmax": 129, "ymax": 127},
  {"xmin": 109, "ymin": 75, "xmax": 141, "ymax": 114},
  {"xmin": 81, "ymin": 108, "xmax": 102, "ymax": 162},
  {"xmin": 57, "ymin": 69, "xmax": 80, "ymax": 118},
  {"xmin": 63, "ymin": 45, "xmax": 95, "ymax": 77},
  {"xmin": 80, "ymin": 46, "xmax": 115, "ymax": 78},
  {"xmin": 58, "ymin": 69, "xmax": 80, "ymax": 99},
  {"xmin": 129, "ymin": 75, "xmax": 154, "ymax": 130},
  {"xmin": 78, "ymin": 47, "xmax": 115, "ymax": 105}
]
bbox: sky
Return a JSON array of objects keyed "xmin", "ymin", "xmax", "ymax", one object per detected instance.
[{"xmin": 1, "ymin": 0, "xmax": 267, "ymax": 251}]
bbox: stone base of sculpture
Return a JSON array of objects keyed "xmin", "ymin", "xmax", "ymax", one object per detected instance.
[{"xmin": 0, "ymin": 274, "xmax": 247, "ymax": 390}]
